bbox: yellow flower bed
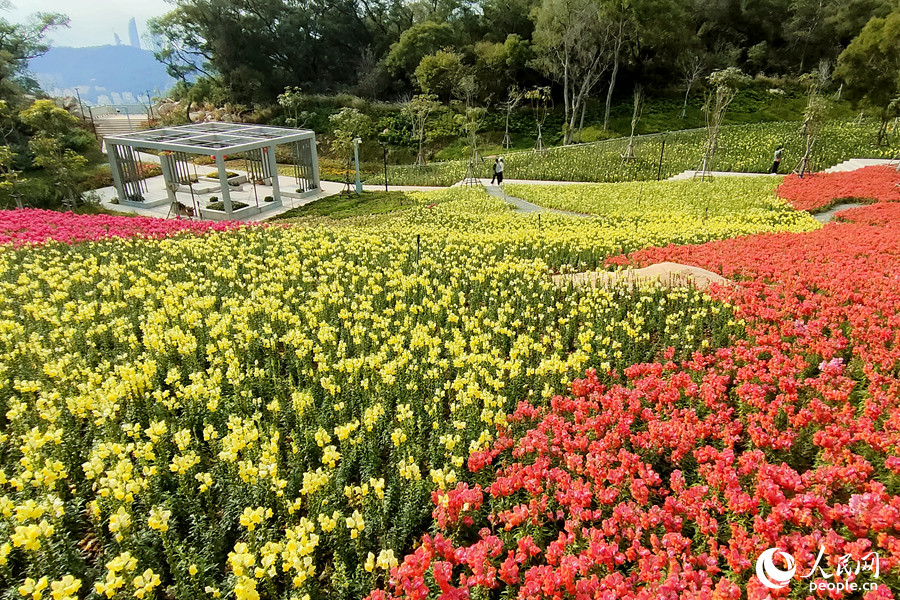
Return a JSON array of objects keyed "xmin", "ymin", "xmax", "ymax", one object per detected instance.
[{"xmin": 505, "ymin": 177, "xmax": 819, "ymax": 237}]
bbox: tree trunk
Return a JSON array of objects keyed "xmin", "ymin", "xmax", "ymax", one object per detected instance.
[
  {"xmin": 680, "ymin": 82, "xmax": 692, "ymax": 118},
  {"xmin": 417, "ymin": 131, "xmax": 425, "ymax": 166},
  {"xmin": 877, "ymin": 116, "xmax": 888, "ymax": 147},
  {"xmin": 577, "ymin": 101, "xmax": 587, "ymax": 143},
  {"xmin": 603, "ymin": 27, "xmax": 624, "ymax": 131},
  {"xmin": 503, "ymin": 110, "xmax": 511, "ymax": 149},
  {"xmin": 798, "ymin": 134, "xmax": 813, "ymax": 177},
  {"xmin": 566, "ymin": 82, "xmax": 580, "ymax": 145},
  {"xmin": 604, "ymin": 54, "xmax": 619, "ymax": 130},
  {"xmin": 562, "ymin": 52, "xmax": 572, "ymax": 145}
]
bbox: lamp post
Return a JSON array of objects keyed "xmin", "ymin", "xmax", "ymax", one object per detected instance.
[
  {"xmin": 74, "ymin": 88, "xmax": 87, "ymax": 123},
  {"xmin": 352, "ymin": 137, "xmax": 362, "ymax": 195},
  {"xmin": 379, "ymin": 128, "xmax": 390, "ymax": 192}
]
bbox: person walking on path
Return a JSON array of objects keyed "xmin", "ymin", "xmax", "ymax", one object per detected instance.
[
  {"xmin": 490, "ymin": 157, "xmax": 500, "ymax": 184},
  {"xmin": 496, "ymin": 157, "xmax": 504, "ymax": 184},
  {"xmin": 771, "ymin": 145, "xmax": 784, "ymax": 174}
]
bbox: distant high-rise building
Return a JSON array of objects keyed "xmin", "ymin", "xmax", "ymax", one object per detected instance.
[
  {"xmin": 114, "ymin": 32, "xmax": 122, "ymax": 46},
  {"xmin": 128, "ymin": 18, "xmax": 141, "ymax": 50}
]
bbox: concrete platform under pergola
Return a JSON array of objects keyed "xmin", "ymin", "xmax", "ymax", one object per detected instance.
[{"xmin": 105, "ymin": 122, "xmax": 319, "ymax": 219}]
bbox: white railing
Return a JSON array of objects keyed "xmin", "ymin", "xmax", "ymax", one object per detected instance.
[{"xmin": 90, "ymin": 104, "xmax": 151, "ymax": 118}]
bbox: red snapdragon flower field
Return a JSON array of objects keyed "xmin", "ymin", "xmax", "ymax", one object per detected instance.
[
  {"xmin": 371, "ymin": 184, "xmax": 900, "ymax": 598},
  {"xmin": 776, "ymin": 166, "xmax": 900, "ymax": 212},
  {"xmin": 0, "ymin": 209, "xmax": 241, "ymax": 247}
]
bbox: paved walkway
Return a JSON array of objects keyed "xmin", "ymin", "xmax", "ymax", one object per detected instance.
[
  {"xmin": 482, "ymin": 181, "xmax": 587, "ymax": 217},
  {"xmin": 667, "ymin": 170, "xmax": 775, "ymax": 181},
  {"xmin": 456, "ymin": 177, "xmax": 593, "ymax": 187},
  {"xmin": 813, "ymin": 202, "xmax": 867, "ymax": 224},
  {"xmin": 92, "ymin": 156, "xmax": 897, "ymax": 222},
  {"xmin": 92, "ymin": 165, "xmax": 450, "ymax": 222}
]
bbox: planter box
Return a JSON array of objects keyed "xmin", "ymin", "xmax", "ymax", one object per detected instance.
[
  {"xmin": 118, "ymin": 197, "xmax": 170, "ymax": 209},
  {"xmin": 282, "ymin": 187, "xmax": 320, "ymax": 200},
  {"xmin": 178, "ymin": 183, "xmax": 220, "ymax": 194},
  {"xmin": 199, "ymin": 174, "xmax": 248, "ymax": 185},
  {"xmin": 199, "ymin": 203, "xmax": 261, "ymax": 221}
]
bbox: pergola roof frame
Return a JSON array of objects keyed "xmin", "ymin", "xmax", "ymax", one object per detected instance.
[{"xmin": 105, "ymin": 122, "xmax": 316, "ymax": 155}]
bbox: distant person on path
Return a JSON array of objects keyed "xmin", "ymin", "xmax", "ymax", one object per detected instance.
[
  {"xmin": 490, "ymin": 157, "xmax": 500, "ymax": 184},
  {"xmin": 771, "ymin": 145, "xmax": 784, "ymax": 174},
  {"xmin": 496, "ymin": 157, "xmax": 504, "ymax": 184}
]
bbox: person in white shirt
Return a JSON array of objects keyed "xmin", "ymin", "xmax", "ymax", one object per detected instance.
[{"xmin": 496, "ymin": 157, "xmax": 504, "ymax": 184}]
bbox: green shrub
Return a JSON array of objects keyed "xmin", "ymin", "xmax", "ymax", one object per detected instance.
[{"xmin": 206, "ymin": 200, "xmax": 249, "ymax": 211}]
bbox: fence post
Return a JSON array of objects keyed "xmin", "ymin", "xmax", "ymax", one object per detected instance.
[{"xmin": 657, "ymin": 132, "xmax": 668, "ymax": 181}]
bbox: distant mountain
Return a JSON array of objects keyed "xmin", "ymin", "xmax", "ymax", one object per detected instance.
[{"xmin": 28, "ymin": 45, "xmax": 174, "ymax": 105}]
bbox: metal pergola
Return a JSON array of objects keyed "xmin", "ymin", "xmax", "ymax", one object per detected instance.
[{"xmin": 105, "ymin": 122, "xmax": 319, "ymax": 217}]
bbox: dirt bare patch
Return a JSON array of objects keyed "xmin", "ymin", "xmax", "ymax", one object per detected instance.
[{"xmin": 553, "ymin": 262, "xmax": 730, "ymax": 291}]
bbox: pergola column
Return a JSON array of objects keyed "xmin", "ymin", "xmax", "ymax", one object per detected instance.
[
  {"xmin": 105, "ymin": 142, "xmax": 126, "ymax": 202},
  {"xmin": 309, "ymin": 136, "xmax": 320, "ymax": 189},
  {"xmin": 215, "ymin": 154, "xmax": 233, "ymax": 216},
  {"xmin": 158, "ymin": 153, "xmax": 177, "ymax": 206},
  {"xmin": 265, "ymin": 145, "xmax": 282, "ymax": 205}
]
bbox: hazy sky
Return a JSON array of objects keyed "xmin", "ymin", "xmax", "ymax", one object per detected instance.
[{"xmin": 4, "ymin": 0, "xmax": 171, "ymax": 48}]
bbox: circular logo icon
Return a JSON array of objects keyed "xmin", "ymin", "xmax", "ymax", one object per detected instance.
[{"xmin": 756, "ymin": 548, "xmax": 797, "ymax": 589}]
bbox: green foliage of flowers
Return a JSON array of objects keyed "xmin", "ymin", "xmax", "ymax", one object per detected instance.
[{"xmin": 367, "ymin": 120, "xmax": 895, "ymax": 186}]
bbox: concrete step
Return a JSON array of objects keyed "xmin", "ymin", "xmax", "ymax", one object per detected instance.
[
  {"xmin": 667, "ymin": 170, "xmax": 774, "ymax": 181},
  {"xmin": 823, "ymin": 158, "xmax": 896, "ymax": 173},
  {"xmin": 92, "ymin": 117, "xmax": 148, "ymax": 140}
]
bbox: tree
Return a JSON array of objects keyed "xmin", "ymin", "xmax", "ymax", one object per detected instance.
[
  {"xmin": 18, "ymin": 99, "xmax": 80, "ymax": 139},
  {"xmin": 785, "ymin": 0, "xmax": 828, "ymax": 73},
  {"xmin": 403, "ymin": 94, "xmax": 442, "ymax": 166},
  {"xmin": 29, "ymin": 137, "xmax": 87, "ymax": 206},
  {"xmin": 525, "ymin": 86, "xmax": 552, "ymax": 151},
  {"xmin": 329, "ymin": 108, "xmax": 371, "ymax": 191},
  {"xmin": 599, "ymin": 0, "xmax": 627, "ymax": 132},
  {"xmin": 481, "ymin": 0, "xmax": 543, "ymax": 41},
  {"xmin": 146, "ymin": 10, "xmax": 212, "ymax": 85},
  {"xmin": 277, "ymin": 87, "xmax": 309, "ymax": 128},
  {"xmin": 622, "ymin": 84, "xmax": 643, "ymax": 161},
  {"xmin": 795, "ymin": 62, "xmax": 833, "ymax": 176},
  {"xmin": 415, "ymin": 50, "xmax": 467, "ymax": 99},
  {"xmin": 678, "ymin": 55, "xmax": 704, "ymax": 118},
  {"xmin": 0, "ymin": 144, "xmax": 23, "ymax": 209},
  {"xmin": 0, "ymin": 10, "xmax": 68, "ymax": 104},
  {"xmin": 499, "ymin": 86, "xmax": 523, "ymax": 149},
  {"xmin": 385, "ymin": 21, "xmax": 457, "ymax": 81},
  {"xmin": 697, "ymin": 67, "xmax": 750, "ymax": 178},
  {"xmin": 835, "ymin": 8, "xmax": 900, "ymax": 146},
  {"xmin": 149, "ymin": 0, "xmax": 373, "ymax": 104},
  {"xmin": 531, "ymin": 0, "xmax": 609, "ymax": 145},
  {"xmin": 357, "ymin": 0, "xmax": 415, "ymax": 56},
  {"xmin": 19, "ymin": 101, "xmax": 88, "ymax": 205},
  {"xmin": 454, "ymin": 74, "xmax": 489, "ymax": 182}
]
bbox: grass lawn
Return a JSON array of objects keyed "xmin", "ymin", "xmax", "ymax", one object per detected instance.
[
  {"xmin": 268, "ymin": 190, "xmax": 418, "ymax": 221},
  {"xmin": 72, "ymin": 204, "xmax": 137, "ymax": 217}
]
